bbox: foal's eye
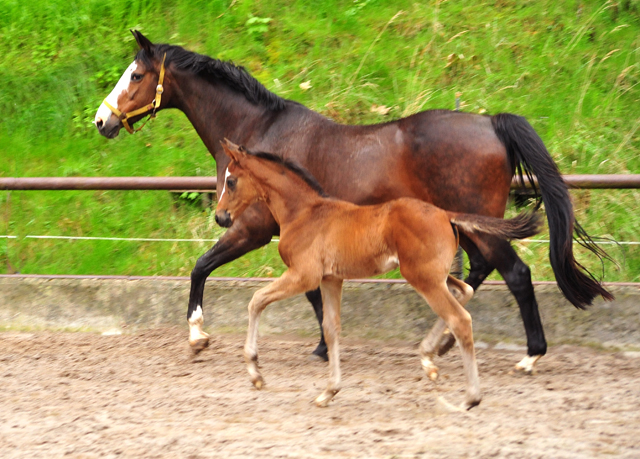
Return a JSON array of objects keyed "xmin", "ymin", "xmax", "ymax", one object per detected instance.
[
  {"xmin": 131, "ymin": 73, "xmax": 143, "ymax": 82},
  {"xmin": 226, "ymin": 177, "xmax": 236, "ymax": 191}
]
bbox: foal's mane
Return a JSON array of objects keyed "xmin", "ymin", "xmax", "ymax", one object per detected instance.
[
  {"xmin": 136, "ymin": 45, "xmax": 288, "ymax": 111},
  {"xmin": 249, "ymin": 151, "xmax": 329, "ymax": 198}
]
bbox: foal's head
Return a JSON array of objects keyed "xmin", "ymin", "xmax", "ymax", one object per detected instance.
[
  {"xmin": 214, "ymin": 140, "xmax": 265, "ymax": 228},
  {"xmin": 95, "ymin": 30, "xmax": 172, "ymax": 138}
]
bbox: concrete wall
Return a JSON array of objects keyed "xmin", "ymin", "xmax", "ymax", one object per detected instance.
[{"xmin": 1, "ymin": 277, "xmax": 638, "ymax": 349}]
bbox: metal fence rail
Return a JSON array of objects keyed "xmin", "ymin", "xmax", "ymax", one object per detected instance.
[
  {"xmin": 0, "ymin": 176, "xmax": 217, "ymax": 191},
  {"xmin": 1, "ymin": 174, "xmax": 640, "ymax": 190}
]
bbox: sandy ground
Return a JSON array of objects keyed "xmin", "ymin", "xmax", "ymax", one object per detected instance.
[{"xmin": 1, "ymin": 328, "xmax": 639, "ymax": 458}]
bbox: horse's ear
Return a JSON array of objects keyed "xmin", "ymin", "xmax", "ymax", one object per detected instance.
[{"xmin": 131, "ymin": 30, "xmax": 153, "ymax": 53}]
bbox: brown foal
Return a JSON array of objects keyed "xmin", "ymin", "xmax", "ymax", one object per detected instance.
[{"xmin": 216, "ymin": 140, "xmax": 542, "ymax": 409}]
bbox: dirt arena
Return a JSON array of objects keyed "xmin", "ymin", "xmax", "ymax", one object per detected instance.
[{"xmin": 1, "ymin": 327, "xmax": 638, "ymax": 458}]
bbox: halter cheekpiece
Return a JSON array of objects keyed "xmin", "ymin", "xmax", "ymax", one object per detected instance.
[{"xmin": 103, "ymin": 53, "xmax": 167, "ymax": 134}]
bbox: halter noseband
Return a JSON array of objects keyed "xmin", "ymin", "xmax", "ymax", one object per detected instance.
[{"xmin": 103, "ymin": 53, "xmax": 167, "ymax": 134}]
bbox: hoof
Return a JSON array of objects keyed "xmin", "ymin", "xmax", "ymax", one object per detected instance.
[
  {"xmin": 514, "ymin": 355, "xmax": 542, "ymax": 375},
  {"xmin": 436, "ymin": 330, "xmax": 456, "ymax": 357},
  {"xmin": 314, "ymin": 388, "xmax": 339, "ymax": 407},
  {"xmin": 421, "ymin": 358, "xmax": 439, "ymax": 381},
  {"xmin": 252, "ymin": 375, "xmax": 265, "ymax": 390},
  {"xmin": 189, "ymin": 338, "xmax": 210, "ymax": 355},
  {"xmin": 435, "ymin": 396, "xmax": 481, "ymax": 413},
  {"xmin": 311, "ymin": 346, "xmax": 329, "ymax": 362},
  {"xmin": 307, "ymin": 353, "xmax": 328, "ymax": 363},
  {"xmin": 464, "ymin": 396, "xmax": 482, "ymax": 411}
]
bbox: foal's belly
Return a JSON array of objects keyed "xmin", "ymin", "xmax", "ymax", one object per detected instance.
[{"xmin": 326, "ymin": 253, "xmax": 399, "ymax": 279}]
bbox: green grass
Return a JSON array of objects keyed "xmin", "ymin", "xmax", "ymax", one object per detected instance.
[{"xmin": 1, "ymin": 0, "xmax": 639, "ymax": 282}]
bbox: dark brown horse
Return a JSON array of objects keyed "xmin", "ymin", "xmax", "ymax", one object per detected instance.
[
  {"xmin": 95, "ymin": 31, "xmax": 612, "ymax": 372},
  {"xmin": 215, "ymin": 139, "xmax": 542, "ymax": 409}
]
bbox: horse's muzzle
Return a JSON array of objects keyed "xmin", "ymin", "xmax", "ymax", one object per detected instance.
[
  {"xmin": 95, "ymin": 116, "xmax": 122, "ymax": 139},
  {"xmin": 215, "ymin": 210, "xmax": 232, "ymax": 228}
]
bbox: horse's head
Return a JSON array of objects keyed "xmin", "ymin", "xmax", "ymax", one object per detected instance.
[
  {"xmin": 95, "ymin": 30, "xmax": 170, "ymax": 138},
  {"xmin": 215, "ymin": 140, "xmax": 265, "ymax": 228}
]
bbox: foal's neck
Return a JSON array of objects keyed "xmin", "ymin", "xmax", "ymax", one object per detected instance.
[{"xmin": 247, "ymin": 162, "xmax": 326, "ymax": 227}]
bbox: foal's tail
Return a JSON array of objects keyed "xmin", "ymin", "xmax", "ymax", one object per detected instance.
[
  {"xmin": 490, "ymin": 113, "xmax": 614, "ymax": 308},
  {"xmin": 449, "ymin": 211, "xmax": 543, "ymax": 242}
]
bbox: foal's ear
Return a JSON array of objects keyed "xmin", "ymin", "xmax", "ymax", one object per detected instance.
[
  {"xmin": 221, "ymin": 138, "xmax": 249, "ymax": 163},
  {"xmin": 131, "ymin": 30, "xmax": 153, "ymax": 53},
  {"xmin": 221, "ymin": 139, "xmax": 242, "ymax": 163}
]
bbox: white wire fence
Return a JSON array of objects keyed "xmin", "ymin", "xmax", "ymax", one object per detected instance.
[{"xmin": 1, "ymin": 234, "xmax": 639, "ymax": 245}]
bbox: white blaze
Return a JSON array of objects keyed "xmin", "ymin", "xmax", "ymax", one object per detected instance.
[
  {"xmin": 94, "ymin": 61, "xmax": 138, "ymax": 126},
  {"xmin": 218, "ymin": 167, "xmax": 232, "ymax": 200}
]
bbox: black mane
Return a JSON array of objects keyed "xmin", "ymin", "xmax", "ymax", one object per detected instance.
[
  {"xmin": 136, "ymin": 45, "xmax": 287, "ymax": 111},
  {"xmin": 250, "ymin": 151, "xmax": 329, "ymax": 198}
]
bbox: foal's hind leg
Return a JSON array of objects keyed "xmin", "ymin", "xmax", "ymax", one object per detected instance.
[
  {"xmin": 406, "ymin": 270, "xmax": 481, "ymax": 410},
  {"xmin": 419, "ymin": 277, "xmax": 474, "ymax": 382}
]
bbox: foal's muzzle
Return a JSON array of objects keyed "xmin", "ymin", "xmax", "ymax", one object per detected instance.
[{"xmin": 215, "ymin": 210, "xmax": 232, "ymax": 228}]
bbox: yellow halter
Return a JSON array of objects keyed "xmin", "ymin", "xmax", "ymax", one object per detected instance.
[{"xmin": 103, "ymin": 53, "xmax": 167, "ymax": 134}]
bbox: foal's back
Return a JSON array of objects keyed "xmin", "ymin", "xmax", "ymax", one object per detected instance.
[{"xmin": 278, "ymin": 197, "xmax": 458, "ymax": 280}]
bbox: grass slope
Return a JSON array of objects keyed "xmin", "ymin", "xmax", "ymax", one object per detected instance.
[{"xmin": 0, "ymin": 0, "xmax": 639, "ymax": 282}]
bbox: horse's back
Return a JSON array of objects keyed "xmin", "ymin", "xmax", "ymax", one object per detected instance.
[
  {"xmin": 307, "ymin": 110, "xmax": 513, "ymax": 217},
  {"xmin": 393, "ymin": 111, "xmax": 513, "ymax": 216}
]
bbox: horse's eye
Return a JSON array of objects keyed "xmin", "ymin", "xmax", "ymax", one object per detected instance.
[
  {"xmin": 131, "ymin": 73, "xmax": 143, "ymax": 82},
  {"xmin": 227, "ymin": 177, "xmax": 236, "ymax": 191}
]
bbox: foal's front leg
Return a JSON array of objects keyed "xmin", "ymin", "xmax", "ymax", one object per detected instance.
[
  {"xmin": 244, "ymin": 270, "xmax": 315, "ymax": 389},
  {"xmin": 314, "ymin": 277, "xmax": 344, "ymax": 407}
]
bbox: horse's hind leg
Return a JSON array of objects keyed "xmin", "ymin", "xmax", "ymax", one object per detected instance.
[
  {"xmin": 314, "ymin": 278, "xmax": 344, "ymax": 407},
  {"xmin": 419, "ymin": 277, "xmax": 474, "ymax": 382},
  {"xmin": 463, "ymin": 234, "xmax": 546, "ymax": 374},
  {"xmin": 244, "ymin": 270, "xmax": 316, "ymax": 389}
]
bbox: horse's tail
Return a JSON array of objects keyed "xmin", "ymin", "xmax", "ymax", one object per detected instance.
[
  {"xmin": 450, "ymin": 211, "xmax": 543, "ymax": 242},
  {"xmin": 490, "ymin": 113, "xmax": 614, "ymax": 308}
]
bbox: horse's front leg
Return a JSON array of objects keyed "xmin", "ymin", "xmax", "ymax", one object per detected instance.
[
  {"xmin": 244, "ymin": 271, "xmax": 318, "ymax": 389},
  {"xmin": 314, "ymin": 277, "xmax": 344, "ymax": 407},
  {"xmin": 187, "ymin": 205, "xmax": 277, "ymax": 353}
]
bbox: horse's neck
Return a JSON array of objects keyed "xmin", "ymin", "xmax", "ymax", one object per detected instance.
[
  {"xmin": 171, "ymin": 75, "xmax": 266, "ymax": 153},
  {"xmin": 171, "ymin": 71, "xmax": 328, "ymax": 159},
  {"xmin": 248, "ymin": 163, "xmax": 324, "ymax": 227}
]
